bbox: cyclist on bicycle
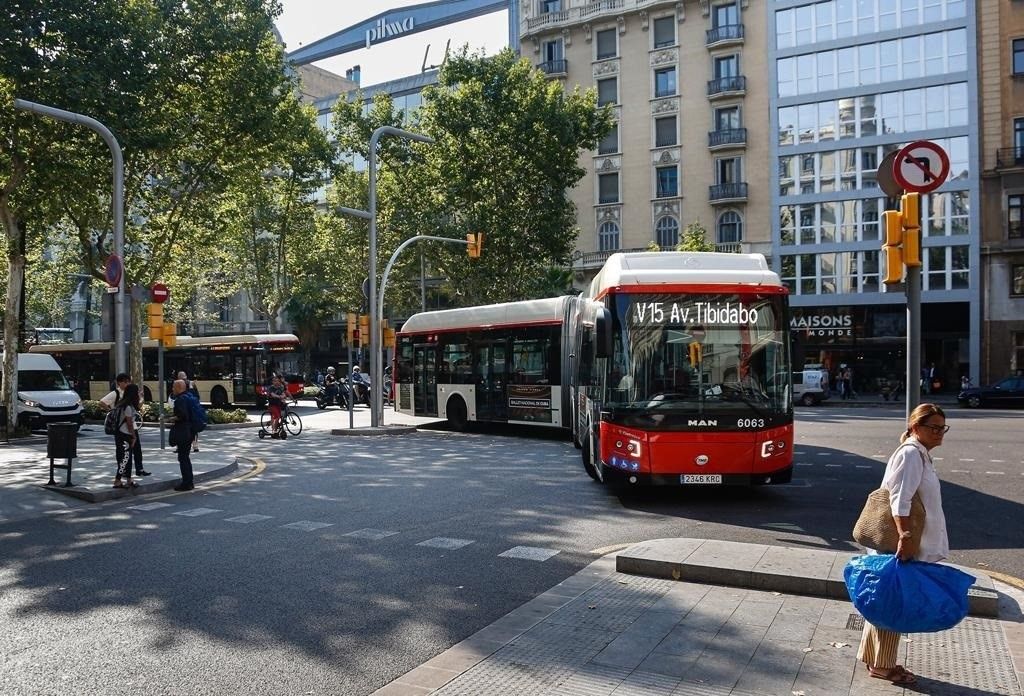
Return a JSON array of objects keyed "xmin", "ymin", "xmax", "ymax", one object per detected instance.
[{"xmin": 267, "ymin": 374, "xmax": 288, "ymax": 438}]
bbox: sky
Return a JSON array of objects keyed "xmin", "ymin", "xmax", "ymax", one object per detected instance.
[{"xmin": 276, "ymin": 0, "xmax": 510, "ymax": 86}]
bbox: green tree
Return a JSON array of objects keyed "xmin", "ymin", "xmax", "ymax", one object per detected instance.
[{"xmin": 676, "ymin": 220, "xmax": 717, "ymax": 252}]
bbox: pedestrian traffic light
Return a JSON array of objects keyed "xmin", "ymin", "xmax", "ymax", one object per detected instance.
[
  {"xmin": 346, "ymin": 312, "xmax": 357, "ymax": 344},
  {"xmin": 881, "ymin": 192, "xmax": 922, "ymax": 285},
  {"xmin": 688, "ymin": 342, "xmax": 702, "ymax": 365},
  {"xmin": 466, "ymin": 232, "xmax": 483, "ymax": 258},
  {"xmin": 147, "ymin": 303, "xmax": 163, "ymax": 340},
  {"xmin": 162, "ymin": 321, "xmax": 177, "ymax": 348}
]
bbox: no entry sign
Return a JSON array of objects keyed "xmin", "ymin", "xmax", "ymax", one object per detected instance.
[
  {"xmin": 893, "ymin": 140, "xmax": 950, "ymax": 194},
  {"xmin": 151, "ymin": 283, "xmax": 170, "ymax": 303}
]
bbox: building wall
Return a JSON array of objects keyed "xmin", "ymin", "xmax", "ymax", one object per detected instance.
[{"xmin": 520, "ymin": 0, "xmax": 771, "ymax": 281}]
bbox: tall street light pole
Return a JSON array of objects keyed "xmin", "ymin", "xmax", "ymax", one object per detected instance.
[
  {"xmin": 339, "ymin": 126, "xmax": 433, "ymax": 427},
  {"xmin": 13, "ymin": 99, "xmax": 127, "ymax": 373}
]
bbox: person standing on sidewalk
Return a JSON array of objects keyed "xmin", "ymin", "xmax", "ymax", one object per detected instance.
[
  {"xmin": 170, "ymin": 379, "xmax": 194, "ymax": 491},
  {"xmin": 101, "ymin": 373, "xmax": 150, "ymax": 478},
  {"xmin": 112, "ymin": 384, "xmax": 143, "ymax": 489},
  {"xmin": 857, "ymin": 402, "xmax": 950, "ymax": 686},
  {"xmin": 176, "ymin": 371, "xmax": 200, "ymax": 453}
]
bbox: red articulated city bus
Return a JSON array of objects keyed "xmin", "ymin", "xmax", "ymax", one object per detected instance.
[{"xmin": 572, "ymin": 252, "xmax": 794, "ymax": 486}]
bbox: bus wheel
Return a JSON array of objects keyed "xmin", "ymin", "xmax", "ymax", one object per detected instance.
[
  {"xmin": 447, "ymin": 396, "xmax": 468, "ymax": 431},
  {"xmin": 582, "ymin": 431, "xmax": 599, "ymax": 481},
  {"xmin": 211, "ymin": 387, "xmax": 229, "ymax": 409}
]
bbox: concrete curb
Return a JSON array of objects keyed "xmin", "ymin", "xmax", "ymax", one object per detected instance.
[
  {"xmin": 40, "ymin": 460, "xmax": 239, "ymax": 503},
  {"xmin": 616, "ymin": 537, "xmax": 999, "ymax": 618},
  {"xmin": 330, "ymin": 425, "xmax": 418, "ymax": 436}
]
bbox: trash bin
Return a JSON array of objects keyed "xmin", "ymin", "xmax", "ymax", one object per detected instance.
[
  {"xmin": 46, "ymin": 422, "xmax": 78, "ymax": 460},
  {"xmin": 0, "ymin": 404, "xmax": 7, "ymax": 443}
]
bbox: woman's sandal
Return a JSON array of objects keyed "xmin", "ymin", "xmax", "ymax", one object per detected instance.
[
  {"xmin": 113, "ymin": 480, "xmax": 126, "ymax": 489},
  {"xmin": 868, "ymin": 665, "xmax": 917, "ymax": 685},
  {"xmin": 124, "ymin": 479, "xmax": 139, "ymax": 489}
]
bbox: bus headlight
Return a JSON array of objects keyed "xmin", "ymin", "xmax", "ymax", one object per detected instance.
[{"xmin": 761, "ymin": 441, "xmax": 786, "ymax": 458}]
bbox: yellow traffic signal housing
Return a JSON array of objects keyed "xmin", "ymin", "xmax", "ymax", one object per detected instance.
[
  {"xmin": 162, "ymin": 321, "xmax": 177, "ymax": 348},
  {"xmin": 466, "ymin": 232, "xmax": 484, "ymax": 258},
  {"xmin": 882, "ymin": 211, "xmax": 905, "ymax": 285},
  {"xmin": 346, "ymin": 313, "xmax": 357, "ymax": 343},
  {"xmin": 358, "ymin": 314, "xmax": 369, "ymax": 345},
  {"xmin": 147, "ymin": 303, "xmax": 164, "ymax": 340},
  {"xmin": 900, "ymin": 192, "xmax": 921, "ymax": 267},
  {"xmin": 383, "ymin": 327, "xmax": 396, "ymax": 350},
  {"xmin": 688, "ymin": 342, "xmax": 702, "ymax": 365}
]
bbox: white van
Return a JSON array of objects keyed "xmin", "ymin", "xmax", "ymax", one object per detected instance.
[
  {"xmin": 792, "ymin": 365, "xmax": 831, "ymax": 406},
  {"xmin": 5, "ymin": 353, "xmax": 84, "ymax": 429}
]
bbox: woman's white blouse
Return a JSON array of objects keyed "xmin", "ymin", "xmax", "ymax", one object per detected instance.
[{"xmin": 881, "ymin": 437, "xmax": 949, "ymax": 563}]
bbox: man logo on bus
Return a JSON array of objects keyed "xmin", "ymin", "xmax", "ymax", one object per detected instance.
[{"xmin": 688, "ymin": 419, "xmax": 717, "ymax": 427}]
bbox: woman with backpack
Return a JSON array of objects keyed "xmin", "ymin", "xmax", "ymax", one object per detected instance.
[{"xmin": 112, "ymin": 384, "xmax": 142, "ymax": 489}]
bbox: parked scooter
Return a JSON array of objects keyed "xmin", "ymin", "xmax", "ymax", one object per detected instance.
[
  {"xmin": 315, "ymin": 381, "xmax": 349, "ymax": 409},
  {"xmin": 349, "ymin": 367, "xmax": 372, "ymax": 406}
]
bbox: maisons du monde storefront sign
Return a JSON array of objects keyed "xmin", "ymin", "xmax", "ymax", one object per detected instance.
[{"xmin": 790, "ymin": 310, "xmax": 854, "ymax": 339}]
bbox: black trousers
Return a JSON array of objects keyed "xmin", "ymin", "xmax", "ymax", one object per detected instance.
[
  {"xmin": 114, "ymin": 429, "xmax": 143, "ymax": 474},
  {"xmin": 177, "ymin": 446, "xmax": 193, "ymax": 487}
]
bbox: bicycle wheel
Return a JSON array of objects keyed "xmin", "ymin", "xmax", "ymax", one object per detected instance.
[
  {"xmin": 260, "ymin": 410, "xmax": 273, "ymax": 432},
  {"xmin": 284, "ymin": 410, "xmax": 303, "ymax": 437}
]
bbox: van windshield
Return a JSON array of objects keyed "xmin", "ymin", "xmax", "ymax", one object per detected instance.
[{"xmin": 20, "ymin": 370, "xmax": 71, "ymax": 391}]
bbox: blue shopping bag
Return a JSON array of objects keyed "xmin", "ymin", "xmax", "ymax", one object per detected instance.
[{"xmin": 844, "ymin": 554, "xmax": 975, "ymax": 634}]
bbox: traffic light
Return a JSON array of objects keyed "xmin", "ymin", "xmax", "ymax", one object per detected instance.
[
  {"xmin": 358, "ymin": 314, "xmax": 369, "ymax": 345},
  {"xmin": 881, "ymin": 192, "xmax": 922, "ymax": 285},
  {"xmin": 688, "ymin": 342, "xmax": 702, "ymax": 365},
  {"xmin": 383, "ymin": 320, "xmax": 396, "ymax": 350},
  {"xmin": 466, "ymin": 232, "xmax": 483, "ymax": 258},
  {"xmin": 147, "ymin": 303, "xmax": 163, "ymax": 340},
  {"xmin": 346, "ymin": 312, "xmax": 357, "ymax": 344},
  {"xmin": 162, "ymin": 321, "xmax": 177, "ymax": 348}
]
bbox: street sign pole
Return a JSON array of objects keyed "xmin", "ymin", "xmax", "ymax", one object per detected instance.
[{"xmin": 158, "ymin": 341, "xmax": 166, "ymax": 449}]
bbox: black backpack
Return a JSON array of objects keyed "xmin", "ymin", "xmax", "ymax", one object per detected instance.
[{"xmin": 104, "ymin": 406, "xmax": 124, "ymax": 436}]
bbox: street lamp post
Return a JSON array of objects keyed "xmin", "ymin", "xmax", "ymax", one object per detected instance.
[
  {"xmin": 13, "ymin": 99, "xmax": 127, "ymax": 373},
  {"xmin": 338, "ymin": 126, "xmax": 434, "ymax": 427}
]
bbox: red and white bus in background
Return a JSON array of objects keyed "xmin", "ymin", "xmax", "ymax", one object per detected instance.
[
  {"xmin": 573, "ymin": 252, "xmax": 793, "ymax": 486},
  {"xmin": 395, "ymin": 296, "xmax": 575, "ymax": 429},
  {"xmin": 395, "ymin": 251, "xmax": 793, "ymax": 487}
]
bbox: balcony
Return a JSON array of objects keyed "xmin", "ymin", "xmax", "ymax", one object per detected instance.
[
  {"xmin": 539, "ymin": 59, "xmax": 568, "ymax": 77},
  {"xmin": 706, "ymin": 24, "xmax": 744, "ymax": 47},
  {"xmin": 708, "ymin": 127, "xmax": 747, "ymax": 150},
  {"xmin": 572, "ymin": 246, "xmax": 648, "ymax": 270},
  {"xmin": 526, "ymin": 9, "xmax": 570, "ymax": 30},
  {"xmin": 715, "ymin": 242, "xmax": 742, "ymax": 253},
  {"xmin": 183, "ymin": 320, "xmax": 271, "ymax": 337},
  {"xmin": 709, "ymin": 182, "xmax": 748, "ymax": 203},
  {"xmin": 996, "ymin": 147, "xmax": 1024, "ymax": 169},
  {"xmin": 707, "ymin": 75, "xmax": 746, "ymax": 99}
]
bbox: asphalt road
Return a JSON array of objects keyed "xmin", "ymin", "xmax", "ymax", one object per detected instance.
[{"xmin": 0, "ymin": 403, "xmax": 1021, "ymax": 695}]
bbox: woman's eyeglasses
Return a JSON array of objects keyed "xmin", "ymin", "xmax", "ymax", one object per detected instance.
[{"xmin": 921, "ymin": 423, "xmax": 950, "ymax": 434}]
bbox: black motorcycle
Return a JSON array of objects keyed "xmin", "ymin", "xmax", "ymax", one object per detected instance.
[{"xmin": 315, "ymin": 382, "xmax": 349, "ymax": 409}]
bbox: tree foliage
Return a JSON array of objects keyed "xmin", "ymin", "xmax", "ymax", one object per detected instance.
[{"xmin": 676, "ymin": 220, "xmax": 717, "ymax": 253}]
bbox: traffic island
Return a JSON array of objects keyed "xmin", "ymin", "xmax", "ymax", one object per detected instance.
[
  {"xmin": 40, "ymin": 457, "xmax": 240, "ymax": 503},
  {"xmin": 330, "ymin": 425, "xmax": 417, "ymax": 436}
]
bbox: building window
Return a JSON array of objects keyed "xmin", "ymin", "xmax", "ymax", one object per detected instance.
[
  {"xmin": 596, "ymin": 28, "xmax": 617, "ymax": 60},
  {"xmin": 598, "ymin": 172, "xmax": 619, "ymax": 204},
  {"xmin": 714, "ymin": 54, "xmax": 739, "ymax": 79},
  {"xmin": 1009, "ymin": 195, "xmax": 1024, "ymax": 239},
  {"xmin": 1016, "ymin": 118, "xmax": 1024, "ymax": 160},
  {"xmin": 1015, "ymin": 332, "xmax": 1024, "ymax": 374},
  {"xmin": 718, "ymin": 211, "xmax": 742, "ymax": 244},
  {"xmin": 654, "ymin": 67, "xmax": 677, "ymax": 97},
  {"xmin": 715, "ymin": 106, "xmax": 740, "ymax": 130},
  {"xmin": 713, "ymin": 2, "xmax": 738, "ymax": 29},
  {"xmin": 655, "ymin": 116, "xmax": 677, "ymax": 147},
  {"xmin": 717, "ymin": 156, "xmax": 740, "ymax": 184},
  {"xmin": 598, "ymin": 221, "xmax": 620, "ymax": 251},
  {"xmin": 653, "ymin": 16, "xmax": 675, "ymax": 48},
  {"xmin": 542, "ymin": 38, "xmax": 563, "ymax": 64},
  {"xmin": 655, "ymin": 216, "xmax": 679, "ymax": 248},
  {"xmin": 597, "ymin": 77, "xmax": 617, "ymax": 106},
  {"xmin": 598, "ymin": 124, "xmax": 618, "ymax": 155},
  {"xmin": 656, "ymin": 165, "xmax": 678, "ymax": 198},
  {"xmin": 1015, "ymin": 39, "xmax": 1024, "ymax": 75},
  {"xmin": 541, "ymin": 0, "xmax": 561, "ymax": 13}
]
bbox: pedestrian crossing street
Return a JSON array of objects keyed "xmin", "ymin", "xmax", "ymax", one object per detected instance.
[
  {"xmin": 125, "ymin": 501, "xmax": 563, "ymax": 561},
  {"xmin": 793, "ymin": 451, "xmax": 1024, "ymax": 476}
]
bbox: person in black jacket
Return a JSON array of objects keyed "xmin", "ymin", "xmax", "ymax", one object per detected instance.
[{"xmin": 170, "ymin": 379, "xmax": 194, "ymax": 491}]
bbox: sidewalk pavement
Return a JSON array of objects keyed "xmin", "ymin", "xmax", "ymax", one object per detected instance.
[
  {"xmin": 375, "ymin": 539, "xmax": 1024, "ymax": 696},
  {"xmin": 0, "ymin": 423, "xmax": 242, "ymax": 523}
]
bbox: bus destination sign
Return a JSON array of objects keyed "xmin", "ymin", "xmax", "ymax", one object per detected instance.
[{"xmin": 633, "ymin": 301, "xmax": 760, "ymax": 326}]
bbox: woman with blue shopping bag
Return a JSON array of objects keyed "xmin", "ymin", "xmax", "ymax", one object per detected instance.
[{"xmin": 854, "ymin": 403, "xmax": 952, "ymax": 686}]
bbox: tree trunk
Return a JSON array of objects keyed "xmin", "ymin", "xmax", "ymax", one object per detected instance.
[
  {"xmin": 1, "ymin": 207, "xmax": 25, "ymax": 432},
  {"xmin": 129, "ymin": 297, "xmax": 144, "ymax": 392}
]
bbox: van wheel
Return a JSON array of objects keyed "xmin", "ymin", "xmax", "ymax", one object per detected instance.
[
  {"xmin": 447, "ymin": 396, "xmax": 468, "ymax": 431},
  {"xmin": 211, "ymin": 386, "xmax": 229, "ymax": 409},
  {"xmin": 801, "ymin": 393, "xmax": 817, "ymax": 407}
]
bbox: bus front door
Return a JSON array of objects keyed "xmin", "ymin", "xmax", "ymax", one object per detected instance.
[
  {"xmin": 413, "ymin": 345, "xmax": 437, "ymax": 416},
  {"xmin": 474, "ymin": 341, "xmax": 507, "ymax": 422},
  {"xmin": 233, "ymin": 355, "xmax": 259, "ymax": 403}
]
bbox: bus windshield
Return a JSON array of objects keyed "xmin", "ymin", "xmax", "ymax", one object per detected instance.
[{"xmin": 606, "ymin": 292, "xmax": 791, "ymax": 425}]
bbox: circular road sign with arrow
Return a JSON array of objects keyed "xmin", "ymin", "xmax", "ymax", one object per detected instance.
[{"xmin": 893, "ymin": 140, "xmax": 950, "ymax": 194}]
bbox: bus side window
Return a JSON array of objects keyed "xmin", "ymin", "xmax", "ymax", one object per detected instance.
[{"xmin": 578, "ymin": 329, "xmax": 594, "ymax": 386}]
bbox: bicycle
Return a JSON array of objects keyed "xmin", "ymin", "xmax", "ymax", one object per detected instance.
[{"xmin": 258, "ymin": 402, "xmax": 302, "ymax": 439}]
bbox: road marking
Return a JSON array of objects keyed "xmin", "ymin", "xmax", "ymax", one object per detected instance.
[
  {"xmin": 950, "ymin": 470, "xmax": 971, "ymax": 474},
  {"xmin": 843, "ymin": 453, "xmax": 857, "ymax": 457},
  {"xmin": 796, "ymin": 463, "xmax": 813, "ymax": 467},
  {"xmin": 225, "ymin": 514, "xmax": 273, "ymax": 523},
  {"xmin": 173, "ymin": 508, "xmax": 222, "ymax": 517},
  {"xmin": 498, "ymin": 546, "xmax": 560, "ymax": 561},
  {"xmin": 795, "ymin": 451, "xmax": 807, "ymax": 455},
  {"xmin": 985, "ymin": 471, "xmax": 1006, "ymax": 476},
  {"xmin": 590, "ymin": 542, "xmax": 635, "ymax": 555},
  {"xmin": 991, "ymin": 460, "xmax": 1005, "ymax": 463},
  {"xmin": 855, "ymin": 465, "xmax": 871, "ymax": 469},
  {"xmin": 960, "ymin": 458, "xmax": 975, "ymax": 462},
  {"xmin": 825, "ymin": 464, "xmax": 840, "ymax": 468},
  {"xmin": 417, "ymin": 537, "xmax": 475, "ymax": 550},
  {"xmin": 817, "ymin": 453, "xmax": 832, "ymax": 456},
  {"xmin": 128, "ymin": 502, "xmax": 174, "ymax": 511},
  {"xmin": 343, "ymin": 528, "xmax": 399, "ymax": 540},
  {"xmin": 872, "ymin": 454, "xmax": 886, "ymax": 458},
  {"xmin": 282, "ymin": 521, "xmax": 334, "ymax": 532}
]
